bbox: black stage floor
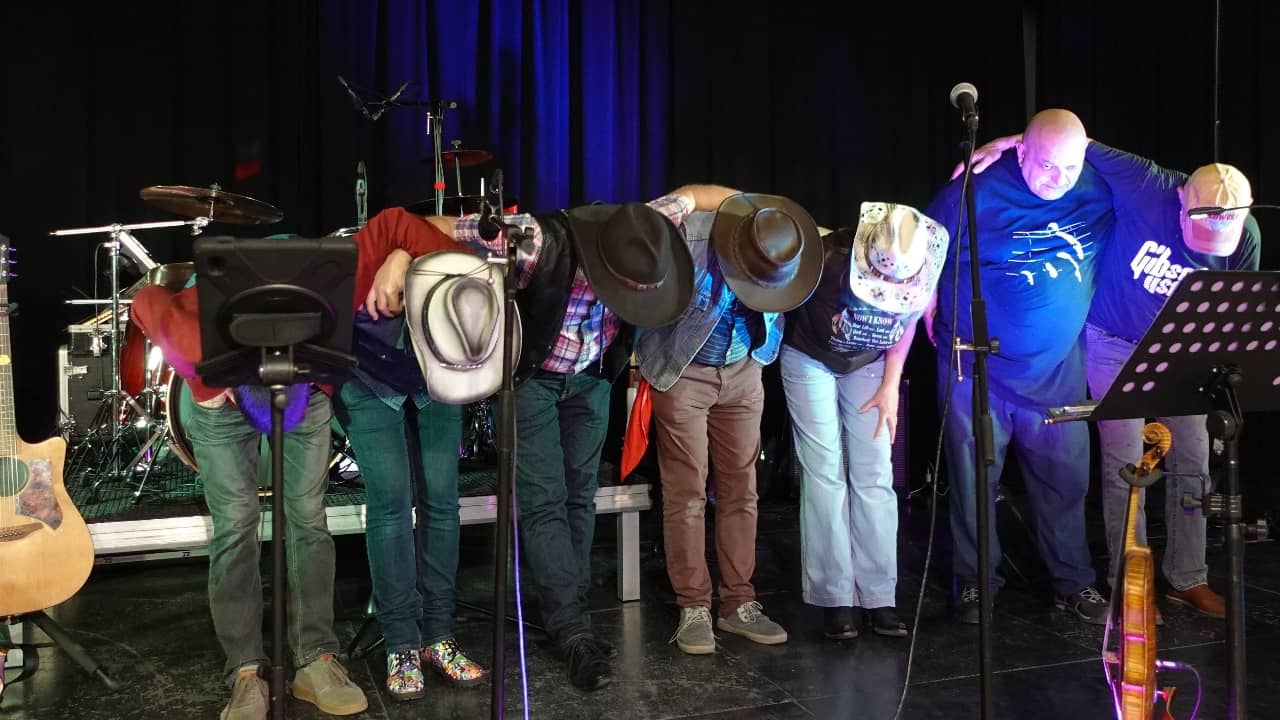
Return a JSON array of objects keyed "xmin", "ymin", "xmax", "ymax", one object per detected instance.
[{"xmin": 4, "ymin": 473, "xmax": 1280, "ymax": 719}]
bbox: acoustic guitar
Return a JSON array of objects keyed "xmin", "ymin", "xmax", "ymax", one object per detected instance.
[{"xmin": 0, "ymin": 242, "xmax": 94, "ymax": 617}]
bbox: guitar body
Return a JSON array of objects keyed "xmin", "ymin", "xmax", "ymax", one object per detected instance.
[{"xmin": 0, "ymin": 435, "xmax": 94, "ymax": 617}]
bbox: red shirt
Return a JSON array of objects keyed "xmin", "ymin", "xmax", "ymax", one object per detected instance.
[{"xmin": 131, "ymin": 208, "xmax": 463, "ymax": 402}]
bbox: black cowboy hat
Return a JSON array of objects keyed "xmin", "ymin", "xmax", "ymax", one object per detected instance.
[{"xmin": 568, "ymin": 202, "xmax": 694, "ymax": 328}]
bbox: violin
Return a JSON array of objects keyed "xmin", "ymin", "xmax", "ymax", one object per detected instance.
[{"xmin": 1104, "ymin": 422, "xmax": 1176, "ymax": 720}]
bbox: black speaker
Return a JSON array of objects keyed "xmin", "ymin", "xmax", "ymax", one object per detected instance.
[{"xmin": 57, "ymin": 345, "xmax": 112, "ymax": 439}]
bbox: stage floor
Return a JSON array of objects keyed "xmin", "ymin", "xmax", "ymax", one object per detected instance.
[{"xmin": 5, "ymin": 475, "xmax": 1280, "ymax": 719}]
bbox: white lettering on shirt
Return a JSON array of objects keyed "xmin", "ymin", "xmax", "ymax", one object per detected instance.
[{"xmin": 1128, "ymin": 240, "xmax": 1195, "ymax": 297}]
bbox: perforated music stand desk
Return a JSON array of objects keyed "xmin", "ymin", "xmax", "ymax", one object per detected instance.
[{"xmin": 1046, "ymin": 269, "xmax": 1280, "ymax": 720}]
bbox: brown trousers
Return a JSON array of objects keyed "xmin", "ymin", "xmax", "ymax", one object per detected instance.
[{"xmin": 651, "ymin": 358, "xmax": 763, "ymax": 615}]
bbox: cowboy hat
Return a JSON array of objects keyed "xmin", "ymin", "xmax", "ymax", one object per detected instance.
[
  {"xmin": 568, "ymin": 202, "xmax": 694, "ymax": 328},
  {"xmin": 848, "ymin": 202, "xmax": 948, "ymax": 314},
  {"xmin": 404, "ymin": 250, "xmax": 521, "ymax": 405},
  {"xmin": 711, "ymin": 193, "xmax": 823, "ymax": 312}
]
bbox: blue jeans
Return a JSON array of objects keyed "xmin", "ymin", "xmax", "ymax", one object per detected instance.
[
  {"xmin": 185, "ymin": 385, "xmax": 338, "ymax": 681},
  {"xmin": 333, "ymin": 378, "xmax": 462, "ymax": 653},
  {"xmin": 781, "ymin": 347, "xmax": 897, "ymax": 609},
  {"xmin": 1085, "ymin": 324, "xmax": 1210, "ymax": 591},
  {"xmin": 512, "ymin": 370, "xmax": 611, "ymax": 645},
  {"xmin": 937, "ymin": 359, "xmax": 1096, "ymax": 597}
]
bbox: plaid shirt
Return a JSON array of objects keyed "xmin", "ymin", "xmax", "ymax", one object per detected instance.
[{"xmin": 455, "ymin": 193, "xmax": 694, "ymax": 374}]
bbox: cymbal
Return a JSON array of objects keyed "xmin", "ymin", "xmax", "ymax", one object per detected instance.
[
  {"xmin": 139, "ymin": 185, "xmax": 284, "ymax": 225},
  {"xmin": 404, "ymin": 195, "xmax": 519, "ymax": 217},
  {"xmin": 425, "ymin": 149, "xmax": 494, "ymax": 168}
]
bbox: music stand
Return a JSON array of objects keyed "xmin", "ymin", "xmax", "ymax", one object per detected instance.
[
  {"xmin": 1048, "ymin": 269, "xmax": 1280, "ymax": 720},
  {"xmin": 193, "ymin": 235, "xmax": 357, "ymax": 720}
]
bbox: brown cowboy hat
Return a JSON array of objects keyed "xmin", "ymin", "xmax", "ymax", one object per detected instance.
[
  {"xmin": 711, "ymin": 193, "xmax": 823, "ymax": 312},
  {"xmin": 568, "ymin": 202, "xmax": 694, "ymax": 328}
]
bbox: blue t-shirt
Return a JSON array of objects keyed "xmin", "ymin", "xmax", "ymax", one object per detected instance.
[
  {"xmin": 1084, "ymin": 142, "xmax": 1262, "ymax": 343},
  {"xmin": 927, "ymin": 153, "xmax": 1115, "ymax": 405}
]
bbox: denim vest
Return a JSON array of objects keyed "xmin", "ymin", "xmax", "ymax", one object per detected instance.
[{"xmin": 635, "ymin": 212, "xmax": 783, "ymax": 392}]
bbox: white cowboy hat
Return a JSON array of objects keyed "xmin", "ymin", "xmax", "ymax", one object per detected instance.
[
  {"xmin": 848, "ymin": 202, "xmax": 949, "ymax": 314},
  {"xmin": 404, "ymin": 250, "xmax": 521, "ymax": 405}
]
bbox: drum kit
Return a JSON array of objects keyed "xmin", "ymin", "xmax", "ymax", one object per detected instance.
[{"xmin": 57, "ymin": 125, "xmax": 506, "ymax": 501}]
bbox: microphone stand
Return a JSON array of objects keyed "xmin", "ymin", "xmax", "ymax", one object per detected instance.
[
  {"xmin": 954, "ymin": 114, "xmax": 996, "ymax": 720},
  {"xmin": 486, "ymin": 177, "xmax": 524, "ymax": 720}
]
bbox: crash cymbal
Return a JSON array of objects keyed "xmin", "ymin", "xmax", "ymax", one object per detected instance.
[
  {"xmin": 424, "ymin": 149, "xmax": 494, "ymax": 168},
  {"xmin": 404, "ymin": 195, "xmax": 519, "ymax": 217},
  {"xmin": 139, "ymin": 185, "xmax": 284, "ymax": 225}
]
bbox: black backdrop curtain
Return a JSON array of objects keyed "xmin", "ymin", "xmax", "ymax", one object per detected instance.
[{"xmin": 2, "ymin": 1, "xmax": 1278, "ymax": 499}]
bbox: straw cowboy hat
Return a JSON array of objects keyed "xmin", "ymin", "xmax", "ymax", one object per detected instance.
[
  {"xmin": 848, "ymin": 202, "xmax": 949, "ymax": 314},
  {"xmin": 404, "ymin": 250, "xmax": 521, "ymax": 405}
]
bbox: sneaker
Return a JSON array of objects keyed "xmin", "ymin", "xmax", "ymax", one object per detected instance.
[
  {"xmin": 384, "ymin": 649, "xmax": 425, "ymax": 701},
  {"xmin": 292, "ymin": 654, "xmax": 368, "ymax": 715},
  {"xmin": 561, "ymin": 634, "xmax": 611, "ymax": 691},
  {"xmin": 957, "ymin": 586, "xmax": 981, "ymax": 625},
  {"xmin": 1056, "ymin": 585, "xmax": 1110, "ymax": 625},
  {"xmin": 823, "ymin": 606, "xmax": 858, "ymax": 640},
  {"xmin": 424, "ymin": 637, "xmax": 486, "ymax": 687},
  {"xmin": 220, "ymin": 667, "xmax": 268, "ymax": 720},
  {"xmin": 1166, "ymin": 583, "xmax": 1226, "ymax": 619},
  {"xmin": 866, "ymin": 607, "xmax": 909, "ymax": 638},
  {"xmin": 716, "ymin": 601, "xmax": 788, "ymax": 645},
  {"xmin": 670, "ymin": 606, "xmax": 716, "ymax": 654}
]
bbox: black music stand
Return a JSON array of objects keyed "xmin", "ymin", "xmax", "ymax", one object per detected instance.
[
  {"xmin": 193, "ymin": 236, "xmax": 357, "ymax": 720},
  {"xmin": 1048, "ymin": 269, "xmax": 1280, "ymax": 720}
]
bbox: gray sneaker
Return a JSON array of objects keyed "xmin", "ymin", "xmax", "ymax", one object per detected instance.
[
  {"xmin": 716, "ymin": 601, "xmax": 788, "ymax": 645},
  {"xmin": 1055, "ymin": 585, "xmax": 1110, "ymax": 625},
  {"xmin": 220, "ymin": 668, "xmax": 268, "ymax": 720},
  {"xmin": 670, "ymin": 606, "xmax": 715, "ymax": 655}
]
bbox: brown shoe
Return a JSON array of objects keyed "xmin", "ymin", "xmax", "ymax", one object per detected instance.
[{"xmin": 1166, "ymin": 584, "xmax": 1226, "ymax": 619}]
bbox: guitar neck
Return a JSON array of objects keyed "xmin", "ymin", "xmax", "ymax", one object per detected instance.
[{"xmin": 0, "ymin": 282, "xmax": 17, "ymax": 455}]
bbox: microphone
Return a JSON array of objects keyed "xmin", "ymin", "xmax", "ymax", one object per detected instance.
[
  {"xmin": 369, "ymin": 81, "xmax": 409, "ymax": 121},
  {"xmin": 337, "ymin": 75, "xmax": 370, "ymax": 119},
  {"xmin": 949, "ymin": 82, "xmax": 979, "ymax": 131},
  {"xmin": 355, "ymin": 161, "xmax": 368, "ymax": 227},
  {"xmin": 478, "ymin": 198, "xmax": 502, "ymax": 241}
]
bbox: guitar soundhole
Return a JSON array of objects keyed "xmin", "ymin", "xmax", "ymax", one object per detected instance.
[{"xmin": 0, "ymin": 456, "xmax": 27, "ymax": 497}]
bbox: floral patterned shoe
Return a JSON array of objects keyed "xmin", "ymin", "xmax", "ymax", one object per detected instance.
[
  {"xmin": 425, "ymin": 638, "xmax": 487, "ymax": 687},
  {"xmin": 385, "ymin": 649, "xmax": 425, "ymax": 701}
]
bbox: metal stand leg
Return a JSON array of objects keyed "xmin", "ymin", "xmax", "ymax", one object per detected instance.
[{"xmin": 17, "ymin": 611, "xmax": 119, "ymax": 691}]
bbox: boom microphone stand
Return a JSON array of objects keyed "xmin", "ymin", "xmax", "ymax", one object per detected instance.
[{"xmin": 949, "ymin": 82, "xmax": 996, "ymax": 720}]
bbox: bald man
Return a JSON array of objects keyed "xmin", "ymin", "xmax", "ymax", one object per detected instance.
[{"xmin": 925, "ymin": 109, "xmax": 1115, "ymax": 625}]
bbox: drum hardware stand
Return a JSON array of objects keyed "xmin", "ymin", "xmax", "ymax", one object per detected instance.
[{"xmin": 50, "ymin": 218, "xmax": 207, "ymax": 497}]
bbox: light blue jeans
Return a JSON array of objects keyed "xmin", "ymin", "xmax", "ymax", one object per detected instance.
[
  {"xmin": 780, "ymin": 346, "xmax": 897, "ymax": 609},
  {"xmin": 1085, "ymin": 323, "xmax": 1210, "ymax": 591}
]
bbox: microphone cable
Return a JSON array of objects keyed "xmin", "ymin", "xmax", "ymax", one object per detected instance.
[{"xmin": 894, "ymin": 156, "xmax": 973, "ymax": 720}]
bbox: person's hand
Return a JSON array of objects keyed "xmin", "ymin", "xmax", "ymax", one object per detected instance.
[
  {"xmin": 949, "ymin": 133, "xmax": 1023, "ymax": 180},
  {"xmin": 858, "ymin": 380, "xmax": 899, "ymax": 442},
  {"xmin": 922, "ymin": 293, "xmax": 938, "ymax": 347},
  {"xmin": 365, "ymin": 249, "xmax": 412, "ymax": 319}
]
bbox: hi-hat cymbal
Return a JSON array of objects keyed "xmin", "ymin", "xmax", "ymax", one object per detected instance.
[
  {"xmin": 424, "ymin": 149, "xmax": 494, "ymax": 168},
  {"xmin": 139, "ymin": 185, "xmax": 284, "ymax": 225}
]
